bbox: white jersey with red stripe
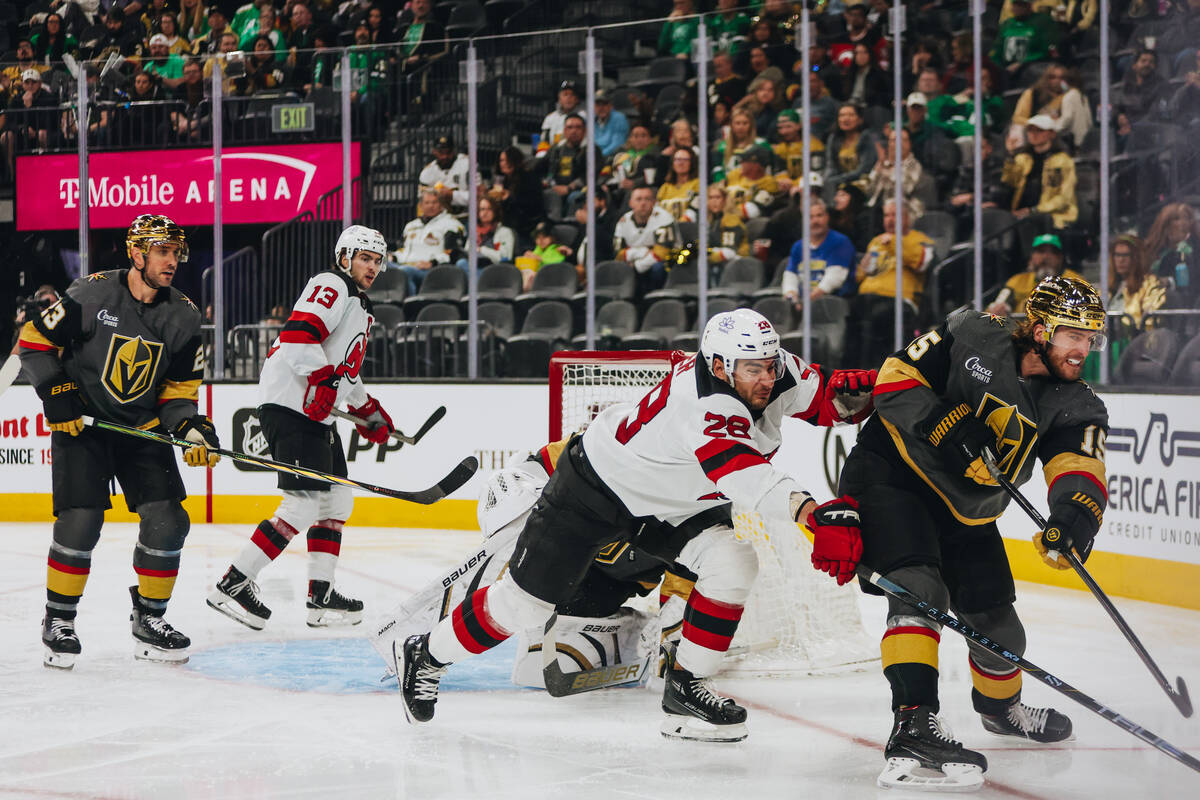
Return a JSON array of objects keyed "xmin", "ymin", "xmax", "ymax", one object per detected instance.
[
  {"xmin": 259, "ymin": 269, "xmax": 373, "ymax": 415},
  {"xmin": 581, "ymin": 351, "xmax": 827, "ymax": 527}
]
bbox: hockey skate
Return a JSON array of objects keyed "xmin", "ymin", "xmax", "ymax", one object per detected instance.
[
  {"xmin": 659, "ymin": 642, "xmax": 748, "ymax": 742},
  {"xmin": 207, "ymin": 566, "xmax": 272, "ymax": 630},
  {"xmin": 306, "ymin": 580, "xmax": 364, "ymax": 628},
  {"xmin": 42, "ymin": 615, "xmax": 81, "ymax": 670},
  {"xmin": 129, "ymin": 587, "xmax": 190, "ymax": 663},
  {"xmin": 878, "ymin": 705, "xmax": 987, "ymax": 792},
  {"xmin": 982, "ymin": 698, "xmax": 1073, "ymax": 744},
  {"xmin": 396, "ymin": 633, "xmax": 448, "ymax": 723}
]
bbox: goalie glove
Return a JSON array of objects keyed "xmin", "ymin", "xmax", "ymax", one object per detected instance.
[
  {"xmin": 346, "ymin": 395, "xmax": 394, "ymax": 444},
  {"xmin": 35, "ymin": 374, "xmax": 85, "ymax": 436},
  {"xmin": 1034, "ymin": 505, "xmax": 1097, "ymax": 569},
  {"xmin": 302, "ymin": 365, "xmax": 340, "ymax": 422},
  {"xmin": 805, "ymin": 496, "xmax": 863, "ymax": 586},
  {"xmin": 924, "ymin": 402, "xmax": 998, "ymax": 486},
  {"xmin": 174, "ymin": 415, "xmax": 221, "ymax": 468}
]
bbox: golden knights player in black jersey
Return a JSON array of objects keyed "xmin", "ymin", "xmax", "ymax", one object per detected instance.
[
  {"xmin": 816, "ymin": 276, "xmax": 1109, "ymax": 791},
  {"xmin": 18, "ymin": 215, "xmax": 220, "ymax": 669}
]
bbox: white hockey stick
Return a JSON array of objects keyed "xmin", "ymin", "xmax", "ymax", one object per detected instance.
[{"xmin": 0, "ymin": 354, "xmax": 22, "ymax": 400}]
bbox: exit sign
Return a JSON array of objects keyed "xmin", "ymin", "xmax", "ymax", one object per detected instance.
[{"xmin": 271, "ymin": 103, "xmax": 315, "ymax": 133}]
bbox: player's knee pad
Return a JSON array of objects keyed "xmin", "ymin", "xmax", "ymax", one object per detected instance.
[
  {"xmin": 675, "ymin": 525, "xmax": 757, "ymax": 605},
  {"xmin": 275, "ymin": 490, "xmax": 323, "ymax": 533},
  {"xmin": 52, "ymin": 508, "xmax": 105, "ymax": 553},
  {"xmin": 317, "ymin": 485, "xmax": 353, "ymax": 524},
  {"xmin": 885, "ymin": 564, "xmax": 949, "ymax": 632},
  {"xmin": 135, "ymin": 500, "xmax": 190, "ymax": 551},
  {"xmin": 488, "ymin": 573, "xmax": 556, "ymax": 633},
  {"xmin": 959, "ymin": 603, "xmax": 1026, "ymax": 665}
]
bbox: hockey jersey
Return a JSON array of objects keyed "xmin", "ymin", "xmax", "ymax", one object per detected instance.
[
  {"xmin": 418, "ymin": 153, "xmax": 471, "ymax": 211},
  {"xmin": 259, "ymin": 269, "xmax": 372, "ymax": 417},
  {"xmin": 583, "ymin": 352, "xmax": 832, "ymax": 527},
  {"xmin": 392, "ymin": 211, "xmax": 465, "ymax": 266},
  {"xmin": 864, "ymin": 309, "xmax": 1108, "ymax": 527},
  {"xmin": 18, "ymin": 269, "xmax": 204, "ymax": 432},
  {"xmin": 613, "ymin": 206, "xmax": 678, "ymax": 273}
]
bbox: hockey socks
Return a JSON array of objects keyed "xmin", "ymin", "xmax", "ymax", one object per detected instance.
[
  {"xmin": 677, "ymin": 589, "xmax": 744, "ymax": 677},
  {"xmin": 306, "ymin": 519, "xmax": 344, "ymax": 583},
  {"xmin": 235, "ymin": 517, "xmax": 299, "ymax": 578},
  {"xmin": 428, "ymin": 586, "xmax": 514, "ymax": 664},
  {"xmin": 881, "ymin": 624, "xmax": 941, "ymax": 710}
]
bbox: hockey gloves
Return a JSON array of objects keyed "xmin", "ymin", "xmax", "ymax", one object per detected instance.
[
  {"xmin": 303, "ymin": 365, "xmax": 340, "ymax": 422},
  {"xmin": 175, "ymin": 415, "xmax": 221, "ymax": 468},
  {"xmin": 925, "ymin": 402, "xmax": 999, "ymax": 486},
  {"xmin": 36, "ymin": 374, "xmax": 85, "ymax": 436},
  {"xmin": 806, "ymin": 496, "xmax": 863, "ymax": 586},
  {"xmin": 823, "ymin": 368, "xmax": 877, "ymax": 424},
  {"xmin": 347, "ymin": 395, "xmax": 395, "ymax": 444},
  {"xmin": 1034, "ymin": 506, "xmax": 1097, "ymax": 570}
]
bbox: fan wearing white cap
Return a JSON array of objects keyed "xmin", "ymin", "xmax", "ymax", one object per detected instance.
[
  {"xmin": 1, "ymin": 66, "xmax": 55, "ymax": 169},
  {"xmin": 999, "ymin": 111, "xmax": 1078, "ymax": 231},
  {"xmin": 142, "ymin": 33, "xmax": 187, "ymax": 89},
  {"xmin": 393, "ymin": 308, "xmax": 878, "ymax": 744}
]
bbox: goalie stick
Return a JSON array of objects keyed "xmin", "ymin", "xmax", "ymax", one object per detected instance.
[
  {"xmin": 858, "ymin": 565, "xmax": 1200, "ymax": 775},
  {"xmin": 83, "ymin": 416, "xmax": 477, "ymax": 504},
  {"xmin": 982, "ymin": 452, "xmax": 1193, "ymax": 718},
  {"xmin": 330, "ymin": 405, "xmax": 446, "ymax": 446}
]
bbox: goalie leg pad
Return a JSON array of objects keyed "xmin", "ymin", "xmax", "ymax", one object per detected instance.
[
  {"xmin": 674, "ymin": 526, "xmax": 755, "ymax": 677},
  {"xmin": 511, "ymin": 608, "xmax": 652, "ymax": 688}
]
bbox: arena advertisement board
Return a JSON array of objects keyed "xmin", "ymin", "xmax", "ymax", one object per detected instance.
[{"xmin": 14, "ymin": 142, "xmax": 361, "ymax": 231}]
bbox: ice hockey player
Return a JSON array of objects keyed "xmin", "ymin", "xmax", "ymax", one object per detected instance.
[
  {"xmin": 818, "ymin": 276, "xmax": 1108, "ymax": 791},
  {"xmin": 396, "ymin": 308, "xmax": 876, "ymax": 742},
  {"xmin": 19, "ymin": 214, "xmax": 219, "ymax": 669},
  {"xmin": 208, "ymin": 225, "xmax": 395, "ymax": 630}
]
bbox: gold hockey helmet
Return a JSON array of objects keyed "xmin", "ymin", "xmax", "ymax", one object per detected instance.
[
  {"xmin": 1024, "ymin": 275, "xmax": 1105, "ymax": 340},
  {"xmin": 126, "ymin": 214, "xmax": 189, "ymax": 264}
]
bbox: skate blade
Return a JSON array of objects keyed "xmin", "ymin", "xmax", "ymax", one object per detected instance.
[
  {"xmin": 207, "ymin": 593, "xmax": 268, "ymax": 630},
  {"xmin": 660, "ymin": 715, "xmax": 747, "ymax": 743},
  {"xmin": 877, "ymin": 757, "xmax": 984, "ymax": 792},
  {"xmin": 134, "ymin": 643, "xmax": 190, "ymax": 664},
  {"xmin": 43, "ymin": 647, "xmax": 76, "ymax": 670},
  {"xmin": 983, "ymin": 727, "xmax": 1076, "ymax": 745},
  {"xmin": 306, "ymin": 607, "xmax": 364, "ymax": 628}
]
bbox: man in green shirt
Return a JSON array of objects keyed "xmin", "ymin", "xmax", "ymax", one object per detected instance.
[
  {"xmin": 989, "ymin": 0, "xmax": 1054, "ymax": 77},
  {"xmin": 658, "ymin": 0, "xmax": 700, "ymax": 58},
  {"xmin": 708, "ymin": 0, "xmax": 751, "ymax": 57},
  {"xmin": 142, "ymin": 34, "xmax": 186, "ymax": 89}
]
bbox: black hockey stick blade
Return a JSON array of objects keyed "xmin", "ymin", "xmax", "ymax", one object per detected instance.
[
  {"xmin": 400, "ymin": 455, "xmax": 479, "ymax": 504},
  {"xmin": 407, "ymin": 405, "xmax": 446, "ymax": 445},
  {"xmin": 330, "ymin": 406, "xmax": 445, "ymax": 446},
  {"xmin": 982, "ymin": 452, "xmax": 1195, "ymax": 718},
  {"xmin": 857, "ymin": 565, "xmax": 1200, "ymax": 775},
  {"xmin": 541, "ymin": 614, "xmax": 651, "ymax": 697}
]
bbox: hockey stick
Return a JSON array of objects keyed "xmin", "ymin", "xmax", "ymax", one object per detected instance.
[
  {"xmin": 982, "ymin": 453, "xmax": 1193, "ymax": 718},
  {"xmin": 330, "ymin": 405, "xmax": 446, "ymax": 446},
  {"xmin": 0, "ymin": 353, "xmax": 22, "ymax": 400},
  {"xmin": 857, "ymin": 565, "xmax": 1200, "ymax": 775},
  {"xmin": 541, "ymin": 613, "xmax": 653, "ymax": 697},
  {"xmin": 82, "ymin": 416, "xmax": 478, "ymax": 505}
]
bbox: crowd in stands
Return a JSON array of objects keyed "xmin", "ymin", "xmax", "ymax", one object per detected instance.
[{"xmin": 4, "ymin": 0, "xmax": 1200, "ymax": 380}]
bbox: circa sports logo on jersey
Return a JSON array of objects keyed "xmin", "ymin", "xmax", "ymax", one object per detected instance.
[
  {"xmin": 97, "ymin": 308, "xmax": 120, "ymax": 328},
  {"xmin": 100, "ymin": 334, "xmax": 163, "ymax": 404},
  {"xmin": 963, "ymin": 356, "xmax": 993, "ymax": 384}
]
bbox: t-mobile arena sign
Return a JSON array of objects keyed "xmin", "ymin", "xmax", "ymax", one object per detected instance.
[{"xmin": 15, "ymin": 142, "xmax": 361, "ymax": 231}]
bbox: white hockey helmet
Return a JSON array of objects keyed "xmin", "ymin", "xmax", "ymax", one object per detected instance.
[
  {"xmin": 476, "ymin": 461, "xmax": 548, "ymax": 539},
  {"xmin": 334, "ymin": 225, "xmax": 388, "ymax": 273},
  {"xmin": 700, "ymin": 308, "xmax": 783, "ymax": 386}
]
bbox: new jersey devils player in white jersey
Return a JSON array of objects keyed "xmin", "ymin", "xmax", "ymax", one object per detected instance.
[
  {"xmin": 396, "ymin": 309, "xmax": 873, "ymax": 741},
  {"xmin": 208, "ymin": 226, "xmax": 397, "ymax": 630}
]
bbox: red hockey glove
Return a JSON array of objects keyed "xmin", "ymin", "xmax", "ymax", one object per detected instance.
[
  {"xmin": 303, "ymin": 365, "xmax": 340, "ymax": 422},
  {"xmin": 806, "ymin": 496, "xmax": 863, "ymax": 586},
  {"xmin": 347, "ymin": 394, "xmax": 394, "ymax": 444},
  {"xmin": 824, "ymin": 368, "xmax": 877, "ymax": 424}
]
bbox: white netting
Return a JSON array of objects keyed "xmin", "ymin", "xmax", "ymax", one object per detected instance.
[{"xmin": 552, "ymin": 354, "xmax": 877, "ymax": 675}]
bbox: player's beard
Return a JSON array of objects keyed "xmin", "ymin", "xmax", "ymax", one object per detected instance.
[
  {"xmin": 139, "ymin": 263, "xmax": 174, "ymax": 290},
  {"xmin": 1046, "ymin": 345, "xmax": 1085, "ymax": 381}
]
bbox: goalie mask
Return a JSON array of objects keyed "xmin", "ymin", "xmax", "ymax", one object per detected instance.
[
  {"xmin": 126, "ymin": 214, "xmax": 188, "ymax": 265},
  {"xmin": 700, "ymin": 308, "xmax": 783, "ymax": 387},
  {"xmin": 477, "ymin": 461, "xmax": 548, "ymax": 539},
  {"xmin": 1025, "ymin": 275, "xmax": 1107, "ymax": 352},
  {"xmin": 334, "ymin": 225, "xmax": 388, "ymax": 274}
]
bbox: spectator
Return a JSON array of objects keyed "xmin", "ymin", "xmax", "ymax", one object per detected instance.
[
  {"xmin": 364, "ymin": 4, "xmax": 395, "ymax": 44},
  {"xmin": 796, "ymin": 69, "xmax": 838, "ymax": 143},
  {"xmin": 392, "ymin": 189, "xmax": 465, "ymax": 294},
  {"xmin": 832, "ymin": 42, "xmax": 889, "ymax": 108},
  {"xmin": 154, "ymin": 13, "xmax": 193, "ymax": 55},
  {"xmin": 573, "ymin": 186, "xmax": 618, "ymax": 271},
  {"xmin": 658, "ymin": 0, "xmax": 699, "ymax": 59},
  {"xmin": 709, "ymin": 0, "xmax": 751, "ymax": 57},
  {"xmin": 1114, "ymin": 48, "xmax": 1169, "ymax": 144},
  {"xmin": 234, "ymin": 34, "xmax": 286, "ymax": 96},
  {"xmin": 341, "ymin": 22, "xmax": 389, "ymax": 126},
  {"xmin": 96, "ymin": 7, "xmax": 147, "ymax": 61},
  {"xmin": 611, "ymin": 123, "xmax": 660, "ymax": 193},
  {"xmin": 824, "ymin": 102, "xmax": 876, "ymax": 191},
  {"xmin": 2, "ymin": 40, "xmax": 47, "ymax": 102},
  {"xmin": 744, "ymin": 18, "xmax": 791, "ymax": 74},
  {"xmin": 706, "ymin": 184, "xmax": 750, "ymax": 264},
  {"xmin": 179, "ymin": 0, "xmax": 211, "ymax": 43},
  {"xmin": 591, "ymin": 90, "xmax": 630, "ymax": 160},
  {"xmin": 999, "ymin": 114, "xmax": 1076, "ymax": 232},
  {"xmin": 139, "ymin": 0, "xmax": 172, "ymax": 34},
  {"xmin": 170, "ymin": 58, "xmax": 208, "ymax": 141},
  {"xmin": 659, "ymin": 118, "xmax": 700, "ymax": 168},
  {"xmin": 142, "ymin": 33, "xmax": 187, "ymax": 90},
  {"xmin": 1107, "ymin": 234, "xmax": 1167, "ymax": 359},
  {"xmin": 829, "ymin": 181, "xmax": 871, "ymax": 252},
  {"xmin": 940, "ymin": 33, "xmax": 976, "ymax": 94},
  {"xmin": 986, "ymin": 233, "xmax": 1083, "ymax": 315},
  {"xmin": 934, "ymin": 70, "xmax": 1006, "ymax": 140},
  {"xmin": 830, "ymin": 1, "xmax": 883, "ymax": 69},
  {"xmin": 305, "ymin": 27, "xmax": 341, "ymax": 92},
  {"xmin": 74, "ymin": 65, "xmax": 113, "ymax": 146},
  {"xmin": 902, "ymin": 37, "xmax": 944, "ymax": 97},
  {"xmin": 1159, "ymin": 0, "xmax": 1200, "ymax": 58},
  {"xmin": 419, "ymin": 135, "xmax": 470, "ymax": 216},
  {"xmin": 990, "ymin": 0, "xmax": 1055, "ymax": 79},
  {"xmin": 657, "ymin": 147, "xmax": 700, "ymax": 222},
  {"xmin": 396, "ymin": 0, "xmax": 447, "ymax": 81},
  {"xmin": 613, "ymin": 184, "xmax": 678, "ymax": 293},
  {"xmin": 457, "ymin": 196, "xmax": 516, "ymax": 272},
  {"xmin": 735, "ymin": 76, "xmax": 784, "ymax": 138},
  {"xmin": 864, "ymin": 125, "xmax": 925, "ymax": 221},
  {"xmin": 851, "ymin": 199, "xmax": 935, "ymax": 368},
  {"xmin": 948, "ymin": 135, "xmax": 1006, "ymax": 233},
  {"xmin": 540, "ymin": 113, "xmax": 597, "ymax": 220},
  {"xmin": 1, "ymin": 70, "xmax": 59, "ymax": 174},
  {"xmin": 517, "ymin": 222, "xmax": 570, "ymax": 290},
  {"xmin": 239, "ymin": 3, "xmax": 285, "ymax": 59},
  {"xmin": 713, "ymin": 107, "xmax": 768, "ymax": 182},
  {"xmin": 1171, "ymin": 48, "xmax": 1200, "ymax": 127},
  {"xmin": 489, "ymin": 146, "xmax": 544, "ymax": 239},
  {"xmin": 192, "ymin": 8, "xmax": 230, "ymax": 56},
  {"xmin": 231, "ymin": 1, "xmax": 272, "ymax": 38},
  {"xmin": 539, "ymin": 80, "xmax": 585, "ymax": 154},
  {"xmin": 913, "ymin": 67, "xmax": 952, "ymax": 136},
  {"xmin": 1144, "ymin": 203, "xmax": 1200, "ymax": 298},
  {"xmin": 745, "ymin": 46, "xmax": 785, "ymax": 90},
  {"xmin": 286, "ymin": 4, "xmax": 319, "ymax": 78},
  {"xmin": 773, "ymin": 108, "xmax": 827, "ymax": 192},
  {"xmin": 203, "ymin": 31, "xmax": 241, "ymax": 96},
  {"xmin": 903, "ymin": 93, "xmax": 956, "ymax": 183},
  {"xmin": 708, "ymin": 50, "xmax": 748, "ymax": 118},
  {"xmin": 782, "ymin": 196, "xmax": 858, "ymax": 308},
  {"xmin": 1011, "ymin": 63, "xmax": 1092, "ymax": 153},
  {"xmin": 726, "ymin": 146, "xmax": 785, "ymax": 220},
  {"xmin": 31, "ymin": 13, "xmax": 78, "ymax": 63}
]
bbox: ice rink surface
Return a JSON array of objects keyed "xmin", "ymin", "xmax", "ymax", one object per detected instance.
[{"xmin": 1, "ymin": 521, "xmax": 1198, "ymax": 800}]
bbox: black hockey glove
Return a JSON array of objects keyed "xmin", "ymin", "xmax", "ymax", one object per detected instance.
[
  {"xmin": 1034, "ymin": 505, "xmax": 1097, "ymax": 569},
  {"xmin": 924, "ymin": 402, "xmax": 998, "ymax": 487},
  {"xmin": 174, "ymin": 415, "xmax": 221, "ymax": 468},
  {"xmin": 35, "ymin": 374, "xmax": 85, "ymax": 436}
]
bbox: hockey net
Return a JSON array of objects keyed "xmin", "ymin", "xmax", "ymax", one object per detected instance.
[{"xmin": 549, "ymin": 350, "xmax": 877, "ymax": 675}]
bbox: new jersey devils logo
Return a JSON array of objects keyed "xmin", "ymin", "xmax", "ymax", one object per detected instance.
[{"xmin": 338, "ymin": 331, "xmax": 367, "ymax": 380}]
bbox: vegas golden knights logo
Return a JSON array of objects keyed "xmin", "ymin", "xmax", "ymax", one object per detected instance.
[
  {"xmin": 101, "ymin": 334, "xmax": 164, "ymax": 404},
  {"xmin": 979, "ymin": 392, "xmax": 1037, "ymax": 481}
]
